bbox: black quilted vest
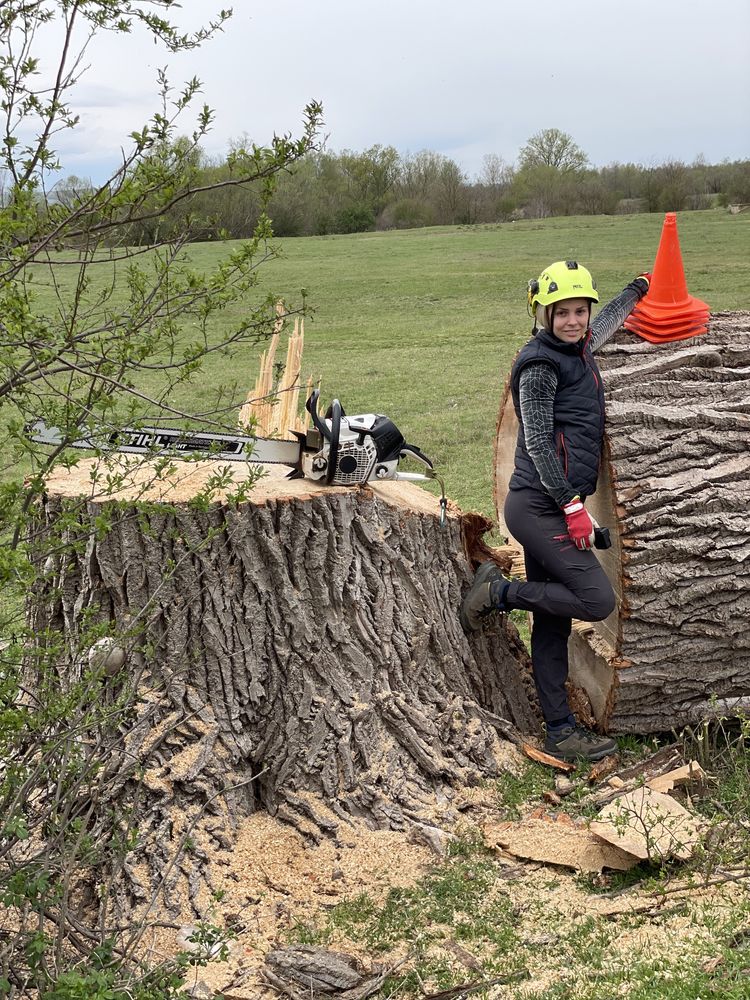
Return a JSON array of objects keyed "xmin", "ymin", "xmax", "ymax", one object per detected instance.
[{"xmin": 508, "ymin": 327, "xmax": 605, "ymax": 499}]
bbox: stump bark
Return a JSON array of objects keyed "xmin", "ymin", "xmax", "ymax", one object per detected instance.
[
  {"xmin": 495, "ymin": 311, "xmax": 750, "ymax": 733},
  {"xmin": 30, "ymin": 459, "xmax": 538, "ymax": 917}
]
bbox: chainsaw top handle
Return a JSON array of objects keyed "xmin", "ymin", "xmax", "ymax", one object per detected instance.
[
  {"xmin": 305, "ymin": 388, "xmax": 328, "ymax": 439},
  {"xmin": 306, "ymin": 389, "xmax": 342, "ymax": 484}
]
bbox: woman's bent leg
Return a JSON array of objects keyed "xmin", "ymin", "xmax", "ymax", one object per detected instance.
[{"xmin": 504, "ymin": 488, "xmax": 615, "ymax": 623}]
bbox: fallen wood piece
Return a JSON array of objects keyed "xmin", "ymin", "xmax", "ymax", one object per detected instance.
[
  {"xmin": 580, "ymin": 743, "xmax": 687, "ymax": 808},
  {"xmin": 420, "ymin": 972, "xmax": 529, "ymax": 1000},
  {"xmin": 521, "ymin": 743, "xmax": 575, "ymax": 772},
  {"xmin": 646, "ymin": 761, "xmax": 706, "ymax": 794},
  {"xmin": 610, "ymin": 743, "xmax": 685, "ymax": 783},
  {"xmin": 260, "ymin": 945, "xmax": 392, "ymax": 999},
  {"xmin": 444, "ymin": 939, "xmax": 484, "ymax": 973},
  {"xmin": 601, "ymin": 899, "xmax": 691, "ymax": 922},
  {"xmin": 590, "ymin": 787, "xmax": 704, "ymax": 862},
  {"xmin": 484, "ymin": 818, "xmax": 640, "ymax": 872},
  {"xmin": 587, "ymin": 755, "xmax": 621, "ymax": 784}
]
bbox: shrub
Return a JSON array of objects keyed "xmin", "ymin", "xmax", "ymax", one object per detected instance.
[
  {"xmin": 377, "ymin": 198, "xmax": 434, "ymax": 230},
  {"xmin": 334, "ymin": 204, "xmax": 375, "ymax": 233}
]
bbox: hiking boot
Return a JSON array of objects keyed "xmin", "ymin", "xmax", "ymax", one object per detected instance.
[
  {"xmin": 459, "ymin": 561, "xmax": 511, "ymax": 632},
  {"xmin": 544, "ymin": 725, "xmax": 617, "ymax": 763}
]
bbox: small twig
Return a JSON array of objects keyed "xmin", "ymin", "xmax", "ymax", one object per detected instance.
[
  {"xmin": 645, "ymin": 868, "xmax": 750, "ymax": 897},
  {"xmin": 257, "ymin": 864, "xmax": 291, "ymax": 896}
]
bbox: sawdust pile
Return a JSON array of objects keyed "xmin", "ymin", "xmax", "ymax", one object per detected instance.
[{"xmin": 139, "ymin": 813, "xmax": 433, "ymax": 997}]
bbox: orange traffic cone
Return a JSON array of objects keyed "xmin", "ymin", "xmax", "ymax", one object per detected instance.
[{"xmin": 624, "ymin": 212, "xmax": 710, "ymax": 344}]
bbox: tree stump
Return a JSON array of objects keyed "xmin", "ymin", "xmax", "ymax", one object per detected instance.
[
  {"xmin": 29, "ymin": 459, "xmax": 538, "ymax": 916},
  {"xmin": 495, "ymin": 311, "xmax": 750, "ymax": 733}
]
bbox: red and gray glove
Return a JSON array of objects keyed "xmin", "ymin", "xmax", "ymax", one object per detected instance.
[{"xmin": 562, "ymin": 497, "xmax": 596, "ymax": 550}]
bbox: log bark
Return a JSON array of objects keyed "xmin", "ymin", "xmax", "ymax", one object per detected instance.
[
  {"xmin": 29, "ymin": 459, "xmax": 538, "ymax": 918},
  {"xmin": 495, "ymin": 311, "xmax": 750, "ymax": 733},
  {"xmin": 260, "ymin": 945, "xmax": 392, "ymax": 999}
]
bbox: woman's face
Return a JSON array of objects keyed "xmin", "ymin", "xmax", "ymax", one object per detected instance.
[{"xmin": 551, "ymin": 298, "xmax": 590, "ymax": 343}]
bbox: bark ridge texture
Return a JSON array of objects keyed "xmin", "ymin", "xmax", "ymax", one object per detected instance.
[{"xmin": 30, "ymin": 473, "xmax": 537, "ymax": 914}]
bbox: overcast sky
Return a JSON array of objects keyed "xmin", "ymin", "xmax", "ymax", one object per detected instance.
[{"xmin": 44, "ymin": 0, "xmax": 750, "ymax": 181}]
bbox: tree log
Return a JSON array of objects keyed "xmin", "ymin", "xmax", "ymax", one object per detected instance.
[
  {"xmin": 29, "ymin": 460, "xmax": 538, "ymax": 918},
  {"xmin": 495, "ymin": 311, "xmax": 750, "ymax": 733}
]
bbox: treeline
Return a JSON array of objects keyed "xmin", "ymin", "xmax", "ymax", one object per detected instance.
[{"xmin": 56, "ymin": 129, "xmax": 750, "ymax": 242}]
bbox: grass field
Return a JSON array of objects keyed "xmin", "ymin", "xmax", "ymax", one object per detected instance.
[
  {"xmin": 20, "ymin": 209, "xmax": 750, "ymax": 518},
  {"xmin": 174, "ymin": 209, "xmax": 749, "ymax": 518}
]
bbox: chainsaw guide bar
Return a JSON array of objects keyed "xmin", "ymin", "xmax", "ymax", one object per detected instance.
[{"xmin": 25, "ymin": 420, "xmax": 301, "ymax": 466}]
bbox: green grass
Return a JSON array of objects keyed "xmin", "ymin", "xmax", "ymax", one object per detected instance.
[
  {"xmin": 20, "ymin": 209, "xmax": 750, "ymax": 518},
  {"xmin": 491, "ymin": 762, "xmax": 555, "ymax": 819},
  {"xmin": 286, "ymin": 826, "xmax": 750, "ymax": 1000},
  {"xmin": 289, "ymin": 832, "xmax": 527, "ymax": 993}
]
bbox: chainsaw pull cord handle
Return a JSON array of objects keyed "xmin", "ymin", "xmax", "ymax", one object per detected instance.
[{"xmin": 398, "ymin": 444, "xmax": 447, "ymax": 527}]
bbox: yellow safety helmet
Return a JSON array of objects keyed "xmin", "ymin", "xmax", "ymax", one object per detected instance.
[{"xmin": 527, "ymin": 260, "xmax": 599, "ymax": 314}]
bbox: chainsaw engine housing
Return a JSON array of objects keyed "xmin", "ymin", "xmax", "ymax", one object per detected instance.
[{"xmin": 302, "ymin": 412, "xmax": 403, "ymax": 484}]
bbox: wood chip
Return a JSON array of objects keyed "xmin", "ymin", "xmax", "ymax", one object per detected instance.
[
  {"xmin": 588, "ymin": 754, "xmax": 621, "ymax": 784},
  {"xmin": 521, "ymin": 743, "xmax": 575, "ymax": 772},
  {"xmin": 554, "ymin": 776, "xmax": 576, "ymax": 796},
  {"xmin": 484, "ymin": 819, "xmax": 639, "ymax": 873},
  {"xmin": 444, "ymin": 939, "xmax": 484, "ymax": 973},
  {"xmin": 590, "ymin": 787, "xmax": 704, "ymax": 862},
  {"xmin": 646, "ymin": 761, "xmax": 706, "ymax": 794}
]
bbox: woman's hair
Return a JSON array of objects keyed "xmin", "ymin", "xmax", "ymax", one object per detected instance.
[{"xmin": 535, "ymin": 303, "xmax": 551, "ymax": 331}]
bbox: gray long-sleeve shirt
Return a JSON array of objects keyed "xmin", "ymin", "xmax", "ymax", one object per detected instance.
[{"xmin": 518, "ymin": 278, "xmax": 647, "ymax": 506}]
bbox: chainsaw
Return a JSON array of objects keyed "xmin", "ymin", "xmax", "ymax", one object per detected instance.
[{"xmin": 26, "ymin": 390, "xmax": 448, "ymax": 522}]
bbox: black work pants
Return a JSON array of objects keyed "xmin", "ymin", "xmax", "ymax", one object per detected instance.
[{"xmin": 503, "ymin": 487, "xmax": 615, "ymax": 723}]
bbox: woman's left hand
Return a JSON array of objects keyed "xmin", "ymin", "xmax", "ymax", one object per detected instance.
[{"xmin": 562, "ymin": 498, "xmax": 596, "ymax": 550}]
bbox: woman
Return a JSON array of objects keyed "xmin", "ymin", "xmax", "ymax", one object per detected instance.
[{"xmin": 460, "ymin": 260, "xmax": 650, "ymax": 762}]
